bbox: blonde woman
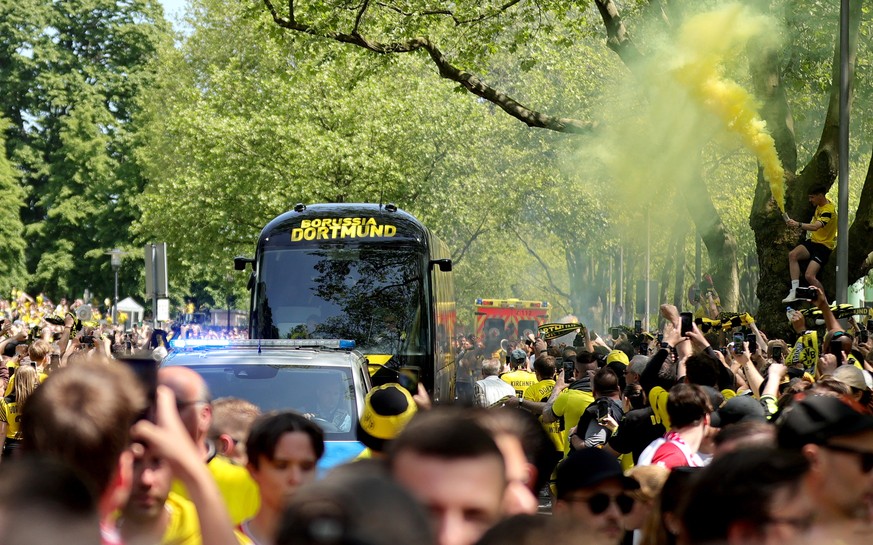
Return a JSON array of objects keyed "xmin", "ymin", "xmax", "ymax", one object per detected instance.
[{"xmin": 0, "ymin": 364, "xmax": 41, "ymax": 460}]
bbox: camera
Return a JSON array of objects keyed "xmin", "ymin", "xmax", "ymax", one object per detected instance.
[
  {"xmin": 794, "ymin": 286, "xmax": 817, "ymax": 301},
  {"xmin": 80, "ymin": 335, "xmax": 94, "ymax": 345}
]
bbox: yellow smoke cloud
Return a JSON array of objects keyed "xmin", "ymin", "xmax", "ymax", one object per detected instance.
[{"xmin": 671, "ymin": 4, "xmax": 785, "ymax": 211}]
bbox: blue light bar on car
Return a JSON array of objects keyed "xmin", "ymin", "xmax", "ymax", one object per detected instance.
[{"xmin": 169, "ymin": 339, "xmax": 356, "ymax": 350}]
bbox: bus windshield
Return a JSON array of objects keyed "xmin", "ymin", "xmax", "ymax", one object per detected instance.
[{"xmin": 255, "ymin": 245, "xmax": 426, "ymax": 355}]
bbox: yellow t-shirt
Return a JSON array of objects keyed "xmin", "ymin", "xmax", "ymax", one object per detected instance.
[
  {"xmin": 0, "ymin": 398, "xmax": 22, "ymax": 440},
  {"xmin": 171, "ymin": 455, "xmax": 260, "ymax": 526},
  {"xmin": 551, "ymin": 388, "xmax": 594, "ymax": 454},
  {"xmin": 4, "ymin": 370, "xmax": 48, "ymax": 398},
  {"xmin": 501, "ymin": 370, "xmax": 537, "ymax": 397},
  {"xmin": 523, "ymin": 379, "xmax": 562, "ymax": 452},
  {"xmin": 810, "ymin": 201, "xmax": 837, "ymax": 249},
  {"xmin": 163, "ymin": 492, "xmax": 201, "ymax": 545}
]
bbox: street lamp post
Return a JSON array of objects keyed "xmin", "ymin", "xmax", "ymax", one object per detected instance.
[
  {"xmin": 107, "ymin": 249, "xmax": 124, "ymax": 324},
  {"xmin": 225, "ymin": 273, "xmax": 234, "ymax": 335}
]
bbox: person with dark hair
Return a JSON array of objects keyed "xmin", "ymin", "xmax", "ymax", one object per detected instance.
[
  {"xmin": 469, "ymin": 408, "xmax": 557, "ymax": 516},
  {"xmin": 540, "ymin": 351, "xmax": 597, "ymax": 454},
  {"xmin": 680, "ymin": 447, "xmax": 814, "ymax": 545},
  {"xmin": 0, "ymin": 456, "xmax": 99, "ymax": 545},
  {"xmin": 637, "ymin": 384, "xmax": 713, "ymax": 469},
  {"xmin": 388, "ymin": 408, "xmax": 507, "ymax": 545},
  {"xmin": 776, "ymin": 394, "xmax": 873, "ymax": 533},
  {"xmin": 570, "ymin": 367, "xmax": 623, "ymax": 450},
  {"xmin": 639, "ymin": 467, "xmax": 698, "ymax": 545},
  {"xmin": 277, "ymin": 469, "xmax": 435, "ymax": 545},
  {"xmin": 783, "ymin": 184, "xmax": 837, "ymax": 302},
  {"xmin": 240, "ymin": 411, "xmax": 325, "ymax": 545},
  {"xmin": 712, "ymin": 420, "xmax": 775, "ymax": 457},
  {"xmin": 500, "ymin": 349, "xmax": 536, "ymax": 396},
  {"xmin": 553, "ymin": 448, "xmax": 640, "ymax": 545}
]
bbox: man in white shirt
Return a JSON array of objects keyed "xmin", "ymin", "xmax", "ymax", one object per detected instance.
[{"xmin": 474, "ymin": 358, "xmax": 517, "ymax": 407}]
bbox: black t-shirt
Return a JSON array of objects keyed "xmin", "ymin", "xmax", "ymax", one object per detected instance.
[{"xmin": 607, "ymin": 406, "xmax": 666, "ymax": 464}]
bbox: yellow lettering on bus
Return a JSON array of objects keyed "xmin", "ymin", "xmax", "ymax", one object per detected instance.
[{"xmin": 291, "ymin": 218, "xmax": 398, "ymax": 241}]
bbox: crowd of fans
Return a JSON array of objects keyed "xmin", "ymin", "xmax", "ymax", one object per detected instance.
[{"xmin": 1, "ymin": 280, "xmax": 873, "ymax": 545}]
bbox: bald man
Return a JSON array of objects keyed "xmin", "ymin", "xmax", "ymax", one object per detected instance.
[{"xmin": 159, "ymin": 367, "xmax": 260, "ymax": 525}]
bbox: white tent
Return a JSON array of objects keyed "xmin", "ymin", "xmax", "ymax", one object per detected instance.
[{"xmin": 117, "ymin": 296, "xmax": 145, "ymax": 327}]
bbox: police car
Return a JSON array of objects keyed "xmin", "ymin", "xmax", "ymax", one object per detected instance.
[{"xmin": 161, "ymin": 339, "xmax": 371, "ymax": 469}]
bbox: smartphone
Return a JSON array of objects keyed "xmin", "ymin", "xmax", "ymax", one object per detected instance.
[
  {"xmin": 610, "ymin": 327, "xmax": 620, "ymax": 340},
  {"xmin": 862, "ymin": 329, "xmax": 870, "ymax": 344},
  {"xmin": 730, "ymin": 333, "xmax": 743, "ymax": 354},
  {"xmin": 829, "ymin": 341, "xmax": 844, "ymax": 366},
  {"xmin": 398, "ymin": 366, "xmax": 420, "ymax": 395},
  {"xmin": 771, "ymin": 346, "xmax": 783, "ymax": 363},
  {"xmin": 563, "ymin": 358, "xmax": 575, "ymax": 380},
  {"xmin": 634, "ymin": 320, "xmax": 642, "ymax": 334},
  {"xmin": 596, "ymin": 398, "xmax": 610, "ymax": 420},
  {"xmin": 680, "ymin": 312, "xmax": 693, "ymax": 336},
  {"xmin": 118, "ymin": 355, "xmax": 158, "ymax": 422},
  {"xmin": 795, "ymin": 286, "xmax": 817, "ymax": 301},
  {"xmin": 746, "ymin": 334, "xmax": 757, "ymax": 354},
  {"xmin": 80, "ymin": 335, "xmax": 94, "ymax": 345},
  {"xmin": 639, "ymin": 342, "xmax": 649, "ymax": 355}
]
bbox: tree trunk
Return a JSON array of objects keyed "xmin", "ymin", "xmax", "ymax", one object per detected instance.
[
  {"xmin": 750, "ymin": 2, "xmax": 860, "ymax": 335},
  {"xmin": 848, "ymin": 149, "xmax": 873, "ymax": 279},
  {"xmin": 681, "ymin": 164, "xmax": 740, "ymax": 311}
]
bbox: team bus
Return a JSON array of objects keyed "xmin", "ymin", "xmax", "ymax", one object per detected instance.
[{"xmin": 235, "ymin": 203, "xmax": 457, "ymax": 403}]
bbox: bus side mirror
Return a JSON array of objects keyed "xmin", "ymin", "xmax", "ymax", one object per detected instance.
[
  {"xmin": 428, "ymin": 259, "xmax": 452, "ymax": 272},
  {"xmin": 234, "ymin": 256, "xmax": 254, "ymax": 271}
]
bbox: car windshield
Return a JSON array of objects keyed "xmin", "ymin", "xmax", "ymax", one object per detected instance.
[
  {"xmin": 183, "ymin": 364, "xmax": 357, "ymax": 438},
  {"xmin": 255, "ymin": 245, "xmax": 426, "ymax": 355}
]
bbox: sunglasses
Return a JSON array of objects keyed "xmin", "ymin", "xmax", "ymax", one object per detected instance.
[
  {"xmin": 823, "ymin": 443, "xmax": 873, "ymax": 473},
  {"xmin": 570, "ymin": 493, "xmax": 635, "ymax": 515}
]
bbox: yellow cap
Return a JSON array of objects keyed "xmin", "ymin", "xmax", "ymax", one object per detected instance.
[{"xmin": 356, "ymin": 384, "xmax": 417, "ymax": 452}]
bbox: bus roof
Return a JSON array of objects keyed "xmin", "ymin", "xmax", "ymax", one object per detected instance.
[{"xmin": 260, "ymin": 203, "xmax": 429, "ymax": 246}]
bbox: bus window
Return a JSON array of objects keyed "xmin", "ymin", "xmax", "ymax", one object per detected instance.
[{"xmin": 256, "ymin": 245, "xmax": 425, "ymax": 355}]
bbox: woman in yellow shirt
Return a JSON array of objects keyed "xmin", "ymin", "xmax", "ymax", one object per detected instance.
[{"xmin": 0, "ymin": 364, "xmax": 40, "ymax": 459}]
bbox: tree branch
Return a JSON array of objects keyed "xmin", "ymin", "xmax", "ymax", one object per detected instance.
[
  {"xmin": 451, "ymin": 218, "xmax": 488, "ymax": 267},
  {"xmin": 261, "ymin": 0, "xmax": 595, "ymax": 133},
  {"xmin": 352, "ymin": 0, "xmax": 370, "ymax": 35},
  {"xmin": 512, "ymin": 229, "xmax": 570, "ymax": 300},
  {"xmin": 374, "ymin": 0, "xmax": 523, "ymax": 26},
  {"xmin": 593, "ymin": 0, "xmax": 642, "ymax": 65}
]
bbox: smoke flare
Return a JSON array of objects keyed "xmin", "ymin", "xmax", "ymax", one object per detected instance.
[{"xmin": 671, "ymin": 4, "xmax": 785, "ymax": 211}]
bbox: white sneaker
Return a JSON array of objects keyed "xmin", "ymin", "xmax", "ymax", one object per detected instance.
[{"xmin": 782, "ymin": 290, "xmax": 798, "ymax": 303}]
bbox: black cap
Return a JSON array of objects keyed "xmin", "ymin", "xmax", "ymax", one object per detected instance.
[
  {"xmin": 710, "ymin": 395, "xmax": 767, "ymax": 428},
  {"xmin": 777, "ymin": 395, "xmax": 873, "ymax": 449},
  {"xmin": 555, "ymin": 448, "xmax": 639, "ymax": 499}
]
